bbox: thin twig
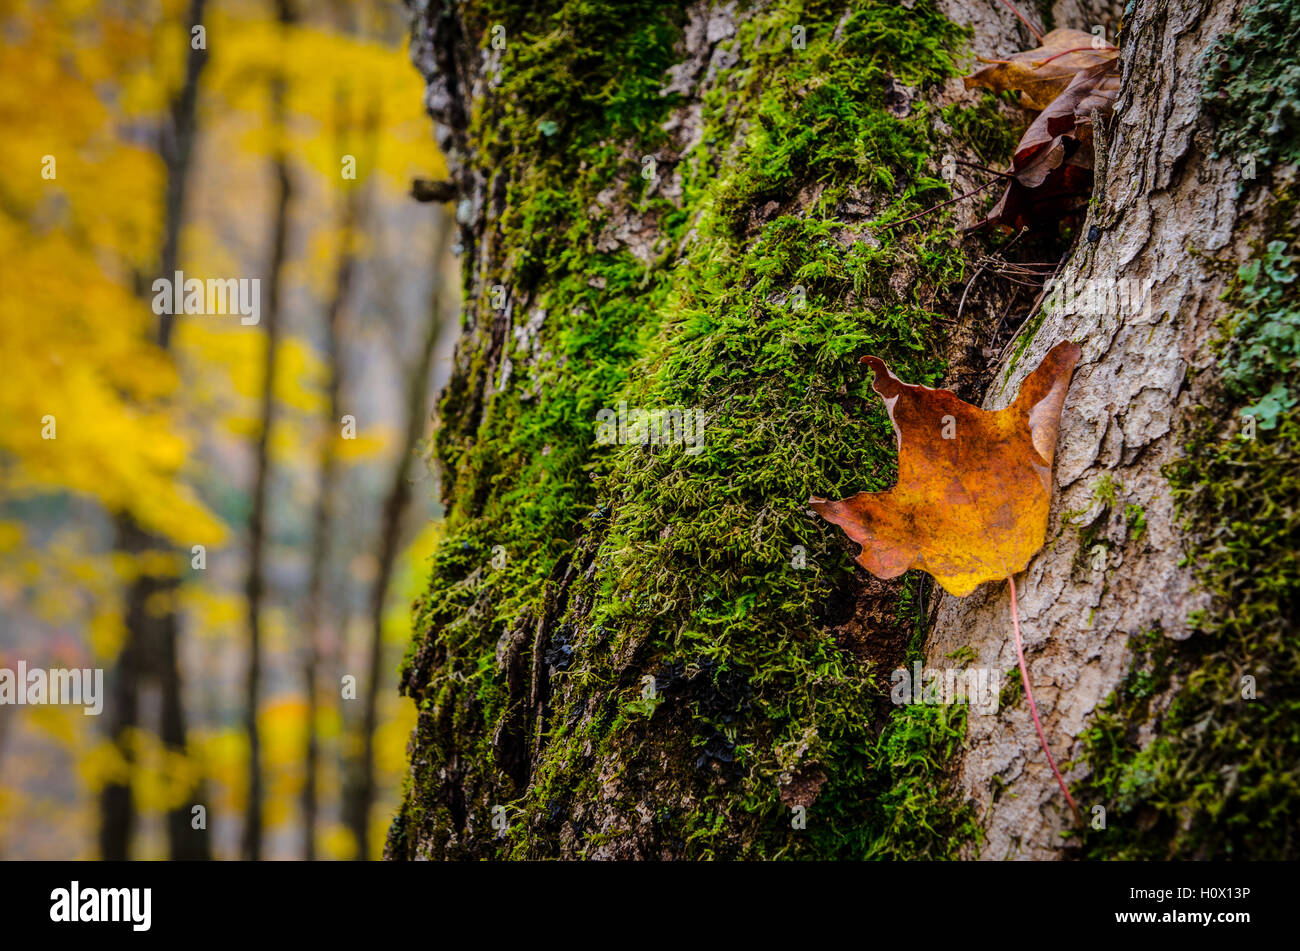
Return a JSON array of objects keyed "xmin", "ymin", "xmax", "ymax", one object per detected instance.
[
  {"xmin": 957, "ymin": 229, "xmax": 1032, "ymax": 322},
  {"xmin": 995, "ymin": 257, "xmax": 1062, "ymax": 366},
  {"xmin": 957, "ymin": 263, "xmax": 985, "ymax": 323},
  {"xmin": 996, "ymin": 263, "xmax": 1056, "ymax": 273},
  {"xmin": 882, "ymin": 177, "xmax": 998, "ymax": 229},
  {"xmin": 955, "ymin": 158, "xmax": 1017, "ymax": 180},
  {"xmin": 994, "ymin": 228, "xmax": 1028, "ymax": 257}
]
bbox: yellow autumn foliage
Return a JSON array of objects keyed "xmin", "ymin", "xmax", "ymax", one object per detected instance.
[
  {"xmin": 201, "ymin": 10, "xmax": 445, "ymax": 186},
  {"xmin": 0, "ymin": 0, "xmax": 225, "ymax": 545}
]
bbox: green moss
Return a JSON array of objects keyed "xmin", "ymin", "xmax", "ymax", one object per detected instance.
[
  {"xmin": 999, "ymin": 304, "xmax": 1046, "ymax": 391},
  {"xmin": 946, "ymin": 644, "xmax": 977, "ymax": 667},
  {"xmin": 1216, "ymin": 237, "xmax": 1300, "ymax": 427},
  {"xmin": 860, "ymin": 704, "xmax": 981, "ymax": 859},
  {"xmin": 1091, "ymin": 473, "xmax": 1120, "ymax": 507},
  {"xmin": 396, "ymin": 0, "xmax": 1020, "ymax": 860},
  {"xmin": 1075, "ymin": 201, "xmax": 1300, "ymax": 860},
  {"xmin": 1199, "ymin": 0, "xmax": 1300, "ymax": 169},
  {"xmin": 1123, "ymin": 502, "xmax": 1146, "ymax": 542},
  {"xmin": 941, "ymin": 92, "xmax": 1021, "ymax": 169},
  {"xmin": 998, "ymin": 667, "xmax": 1023, "ymax": 711}
]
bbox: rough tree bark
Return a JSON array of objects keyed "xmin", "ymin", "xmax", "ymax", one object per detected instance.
[
  {"xmin": 390, "ymin": 0, "xmax": 1295, "ymax": 860},
  {"xmin": 927, "ymin": 0, "xmax": 1278, "ymax": 860}
]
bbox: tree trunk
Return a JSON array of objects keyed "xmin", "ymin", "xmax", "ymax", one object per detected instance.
[
  {"xmin": 300, "ymin": 82, "xmax": 369, "ymax": 862},
  {"xmin": 344, "ymin": 211, "xmax": 450, "ymax": 859},
  {"xmin": 929, "ymin": 0, "xmax": 1300, "ymax": 860},
  {"xmin": 101, "ymin": 0, "xmax": 210, "ymax": 862},
  {"xmin": 390, "ymin": 0, "xmax": 1298, "ymax": 860},
  {"xmin": 243, "ymin": 0, "xmax": 297, "ymax": 862}
]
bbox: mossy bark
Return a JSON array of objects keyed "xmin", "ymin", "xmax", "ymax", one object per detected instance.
[{"xmin": 389, "ymin": 0, "xmax": 1297, "ymax": 860}]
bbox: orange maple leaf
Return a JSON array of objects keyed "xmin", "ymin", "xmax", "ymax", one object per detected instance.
[
  {"xmin": 810, "ymin": 341, "xmax": 1082, "ymax": 597},
  {"xmin": 811, "ymin": 341, "xmax": 1084, "ymax": 818}
]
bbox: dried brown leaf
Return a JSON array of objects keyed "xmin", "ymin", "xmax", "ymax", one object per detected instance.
[{"xmin": 963, "ymin": 28, "xmax": 1117, "ymax": 111}]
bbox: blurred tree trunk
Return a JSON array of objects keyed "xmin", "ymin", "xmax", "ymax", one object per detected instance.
[
  {"xmin": 243, "ymin": 0, "xmax": 297, "ymax": 863},
  {"xmin": 300, "ymin": 85, "xmax": 376, "ymax": 861},
  {"xmin": 101, "ymin": 0, "xmax": 210, "ymax": 862},
  {"xmin": 343, "ymin": 211, "xmax": 450, "ymax": 859}
]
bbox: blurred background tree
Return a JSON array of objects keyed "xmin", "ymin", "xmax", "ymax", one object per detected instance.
[{"xmin": 0, "ymin": 0, "xmax": 455, "ymax": 860}]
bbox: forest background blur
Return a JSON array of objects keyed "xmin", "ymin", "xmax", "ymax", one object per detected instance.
[{"xmin": 0, "ymin": 0, "xmax": 456, "ymax": 859}]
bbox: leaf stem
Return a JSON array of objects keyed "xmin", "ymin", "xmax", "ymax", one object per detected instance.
[
  {"xmin": 997, "ymin": 0, "xmax": 1045, "ymax": 43},
  {"xmin": 1007, "ymin": 572, "xmax": 1079, "ymax": 821},
  {"xmin": 1034, "ymin": 45, "xmax": 1118, "ymax": 66}
]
